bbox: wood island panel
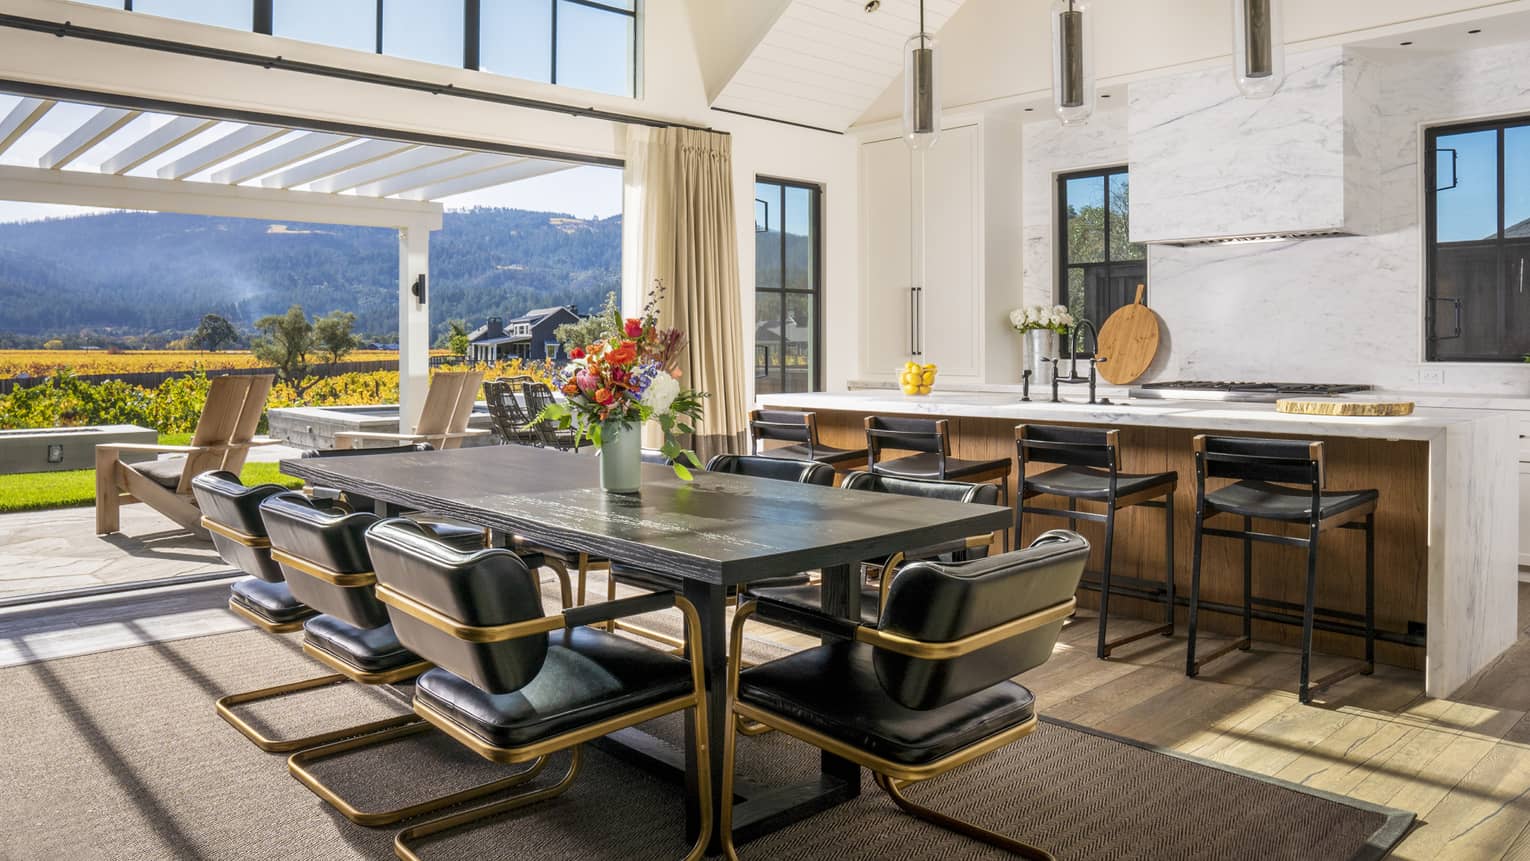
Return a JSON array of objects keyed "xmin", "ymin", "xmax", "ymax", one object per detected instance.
[{"xmin": 801, "ymin": 408, "xmax": 1429, "ymax": 670}]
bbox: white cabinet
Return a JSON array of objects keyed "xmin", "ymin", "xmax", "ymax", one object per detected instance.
[
  {"xmin": 1521, "ymin": 455, "xmax": 1530, "ymax": 570},
  {"xmin": 860, "ymin": 124, "xmax": 983, "ymax": 381}
]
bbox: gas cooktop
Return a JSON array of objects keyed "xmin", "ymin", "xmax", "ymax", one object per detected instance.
[{"xmin": 1128, "ymin": 381, "xmax": 1373, "ymax": 403}]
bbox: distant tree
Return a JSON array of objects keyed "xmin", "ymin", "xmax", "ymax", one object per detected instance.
[
  {"xmin": 252, "ymin": 305, "xmax": 313, "ymax": 382},
  {"xmin": 42, "ymin": 338, "xmax": 64, "ymax": 350},
  {"xmin": 554, "ymin": 291, "xmax": 622, "ymax": 351},
  {"xmin": 193, "ymin": 313, "xmax": 240, "ymax": 352},
  {"xmin": 444, "ymin": 319, "xmax": 470, "ymax": 358},
  {"xmin": 312, "ymin": 311, "xmax": 361, "ymax": 365}
]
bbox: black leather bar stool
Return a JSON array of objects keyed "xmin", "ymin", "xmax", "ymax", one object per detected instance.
[
  {"xmin": 339, "ymin": 519, "xmax": 715, "ymax": 860},
  {"xmin": 865, "ymin": 416, "xmax": 1013, "ymax": 549},
  {"xmin": 748, "ymin": 409, "xmax": 868, "ymax": 470},
  {"xmin": 191, "ymin": 471, "xmax": 316, "ymax": 635},
  {"xmin": 748, "ymin": 471, "xmax": 1001, "ymax": 628},
  {"xmin": 607, "ymin": 454, "xmax": 834, "ymax": 650},
  {"xmin": 1185, "ymin": 435, "xmax": 1377, "ymax": 704},
  {"xmin": 1016, "ymin": 424, "xmax": 1177, "ymax": 660},
  {"xmin": 720, "ymin": 531, "xmax": 1090, "ymax": 860}
]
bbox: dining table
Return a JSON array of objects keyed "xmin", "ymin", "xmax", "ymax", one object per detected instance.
[{"xmin": 280, "ymin": 443, "xmax": 1013, "ymax": 850}]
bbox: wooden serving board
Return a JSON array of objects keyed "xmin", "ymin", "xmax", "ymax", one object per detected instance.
[
  {"xmin": 1094, "ymin": 284, "xmax": 1159, "ymax": 385},
  {"xmin": 1275, "ymin": 399, "xmax": 1415, "ymax": 417}
]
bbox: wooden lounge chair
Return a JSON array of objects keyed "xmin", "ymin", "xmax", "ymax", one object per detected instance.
[
  {"xmin": 333, "ymin": 370, "xmax": 489, "ymax": 450},
  {"xmin": 95, "ymin": 374, "xmax": 276, "ymax": 538}
]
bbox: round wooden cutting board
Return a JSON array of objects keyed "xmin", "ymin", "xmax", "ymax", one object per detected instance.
[
  {"xmin": 1094, "ymin": 284, "xmax": 1159, "ymax": 384},
  {"xmin": 1275, "ymin": 399, "xmax": 1415, "ymax": 417}
]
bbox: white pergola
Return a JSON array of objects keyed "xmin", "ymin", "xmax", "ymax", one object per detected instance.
[{"xmin": 0, "ymin": 93, "xmax": 583, "ymax": 430}]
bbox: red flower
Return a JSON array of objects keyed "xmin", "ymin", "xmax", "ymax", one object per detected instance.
[
  {"xmin": 624, "ymin": 318, "xmax": 644, "ymax": 338},
  {"xmin": 569, "ymin": 347, "xmax": 585, "ymax": 359},
  {"xmin": 607, "ymin": 342, "xmax": 637, "ymax": 366},
  {"xmin": 611, "ymin": 368, "xmax": 627, "ymax": 383},
  {"xmin": 594, "ymin": 387, "xmax": 614, "ymax": 405}
]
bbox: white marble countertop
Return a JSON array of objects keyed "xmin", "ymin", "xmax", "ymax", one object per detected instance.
[{"xmin": 758, "ymin": 389, "xmax": 1507, "ymax": 442}]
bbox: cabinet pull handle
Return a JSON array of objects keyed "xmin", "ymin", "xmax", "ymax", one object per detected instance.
[
  {"xmin": 915, "ymin": 286, "xmax": 923, "ymax": 356},
  {"xmin": 909, "ymin": 287, "xmax": 917, "ymax": 356}
]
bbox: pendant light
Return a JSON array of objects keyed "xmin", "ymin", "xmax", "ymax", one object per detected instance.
[
  {"xmin": 1051, "ymin": 0, "xmax": 1094, "ymax": 125},
  {"xmin": 902, "ymin": 0, "xmax": 940, "ymax": 150},
  {"xmin": 1233, "ymin": 0, "xmax": 1284, "ymax": 98}
]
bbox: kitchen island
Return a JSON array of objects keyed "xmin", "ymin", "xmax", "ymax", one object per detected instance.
[{"xmin": 756, "ymin": 389, "xmax": 1519, "ymax": 698}]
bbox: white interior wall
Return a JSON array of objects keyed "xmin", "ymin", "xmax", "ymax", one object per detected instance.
[{"xmin": 0, "ymin": 0, "xmax": 861, "ymax": 403}]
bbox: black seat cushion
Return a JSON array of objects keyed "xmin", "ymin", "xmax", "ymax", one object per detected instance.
[
  {"xmin": 414, "ymin": 627, "xmax": 692, "ymax": 749},
  {"xmin": 610, "ymin": 562, "xmax": 809, "ymax": 596},
  {"xmin": 750, "ymin": 582, "xmax": 881, "ymax": 626},
  {"xmin": 738, "ymin": 640, "xmax": 1035, "ymax": 766},
  {"xmin": 1205, "ymin": 481, "xmax": 1379, "ymax": 522},
  {"xmin": 1023, "ymin": 465, "xmax": 1176, "ymax": 502},
  {"xmin": 759, "ymin": 443, "xmax": 866, "ymax": 465},
  {"xmin": 304, "ymin": 614, "xmax": 422, "ymax": 673},
  {"xmin": 229, "ymin": 577, "xmax": 314, "ymax": 624},
  {"xmin": 873, "ymin": 452, "xmax": 1011, "ymax": 481},
  {"xmin": 136, "ymin": 456, "xmax": 189, "ymax": 490}
]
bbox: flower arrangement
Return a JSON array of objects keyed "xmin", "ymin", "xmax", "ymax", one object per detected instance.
[
  {"xmin": 533, "ymin": 281, "xmax": 707, "ymax": 479},
  {"xmin": 1008, "ymin": 304, "xmax": 1075, "ymax": 335}
]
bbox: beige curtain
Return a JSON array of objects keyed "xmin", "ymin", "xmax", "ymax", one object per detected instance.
[{"xmin": 625, "ymin": 126, "xmax": 747, "ymax": 460}]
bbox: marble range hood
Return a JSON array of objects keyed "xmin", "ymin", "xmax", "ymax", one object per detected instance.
[{"xmin": 1126, "ymin": 47, "xmax": 1381, "ymax": 246}]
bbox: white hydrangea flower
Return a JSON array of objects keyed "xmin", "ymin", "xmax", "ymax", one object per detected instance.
[{"xmin": 642, "ymin": 372, "xmax": 679, "ymax": 415}]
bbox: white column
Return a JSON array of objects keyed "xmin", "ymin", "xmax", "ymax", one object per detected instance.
[{"xmin": 398, "ymin": 226, "xmax": 431, "ymax": 435}]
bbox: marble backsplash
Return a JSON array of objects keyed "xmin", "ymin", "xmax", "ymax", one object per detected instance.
[{"xmin": 1020, "ymin": 41, "xmax": 1530, "ymax": 394}]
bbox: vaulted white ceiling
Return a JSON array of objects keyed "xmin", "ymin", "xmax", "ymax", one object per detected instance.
[{"xmin": 709, "ymin": 0, "xmax": 966, "ymax": 132}]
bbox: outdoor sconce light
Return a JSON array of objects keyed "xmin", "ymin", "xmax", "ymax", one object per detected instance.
[{"xmin": 411, "ymin": 273, "xmax": 427, "ymax": 306}]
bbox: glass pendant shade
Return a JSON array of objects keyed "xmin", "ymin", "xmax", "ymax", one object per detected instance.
[
  {"xmin": 1233, "ymin": 0, "xmax": 1284, "ymax": 98},
  {"xmin": 903, "ymin": 31, "xmax": 940, "ymax": 150},
  {"xmin": 1050, "ymin": 0, "xmax": 1094, "ymax": 126}
]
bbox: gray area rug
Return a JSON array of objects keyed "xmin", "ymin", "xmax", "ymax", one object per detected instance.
[{"xmin": 0, "ymin": 616, "xmax": 1412, "ymax": 860}]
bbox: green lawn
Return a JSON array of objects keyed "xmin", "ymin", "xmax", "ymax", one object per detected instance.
[{"xmin": 0, "ymin": 434, "xmax": 301, "ymax": 514}]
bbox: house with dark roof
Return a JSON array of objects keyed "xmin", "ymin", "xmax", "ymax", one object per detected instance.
[{"xmin": 467, "ymin": 306, "xmax": 581, "ymax": 364}]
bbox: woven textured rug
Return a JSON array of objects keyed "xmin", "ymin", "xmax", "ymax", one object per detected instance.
[{"xmin": 0, "ymin": 616, "xmax": 1412, "ymax": 860}]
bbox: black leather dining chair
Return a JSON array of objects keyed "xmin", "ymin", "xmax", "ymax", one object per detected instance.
[
  {"xmin": 747, "ymin": 471, "xmax": 1002, "ymax": 628},
  {"xmin": 864, "ymin": 415, "xmax": 1014, "ymax": 549},
  {"xmin": 719, "ymin": 530, "xmax": 1090, "ymax": 860},
  {"xmin": 262, "ymin": 492, "xmax": 568, "ymax": 825},
  {"xmin": 748, "ymin": 408, "xmax": 868, "ymax": 470},
  {"xmin": 191, "ymin": 470, "xmax": 316, "ymax": 636},
  {"xmin": 305, "ymin": 519, "xmax": 714, "ymax": 860},
  {"xmin": 606, "ymin": 454, "xmax": 835, "ymax": 651},
  {"xmin": 1185, "ymin": 435, "xmax": 1377, "ymax": 704}
]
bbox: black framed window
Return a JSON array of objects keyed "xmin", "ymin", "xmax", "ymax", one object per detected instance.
[
  {"xmin": 754, "ymin": 178, "xmax": 822, "ymax": 394},
  {"xmin": 1425, "ymin": 117, "xmax": 1530, "ymax": 362},
  {"xmin": 103, "ymin": 0, "xmax": 639, "ymax": 98},
  {"xmin": 1057, "ymin": 166, "xmax": 1145, "ymax": 334}
]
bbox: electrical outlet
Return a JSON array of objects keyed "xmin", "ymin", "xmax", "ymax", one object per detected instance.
[{"xmin": 1419, "ymin": 367, "xmax": 1445, "ymax": 386}]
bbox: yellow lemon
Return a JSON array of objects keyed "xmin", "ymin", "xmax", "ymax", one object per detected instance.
[
  {"xmin": 905, "ymin": 361, "xmax": 919, "ymax": 373},
  {"xmin": 923, "ymin": 363, "xmax": 937, "ymax": 371},
  {"xmin": 901, "ymin": 384, "xmax": 919, "ymax": 396},
  {"xmin": 921, "ymin": 370, "xmax": 936, "ymax": 385},
  {"xmin": 918, "ymin": 385, "xmax": 932, "ymax": 395}
]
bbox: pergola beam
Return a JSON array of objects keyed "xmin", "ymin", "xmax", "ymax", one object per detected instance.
[
  {"xmin": 209, "ymin": 131, "xmax": 354, "ymax": 185},
  {"xmin": 99, "ymin": 115, "xmax": 217, "ymax": 175},
  {"xmin": 308, "ymin": 146, "xmax": 466, "ymax": 194},
  {"xmin": 260, "ymin": 138, "xmax": 415, "ymax": 190},
  {"xmin": 157, "ymin": 123, "xmax": 288, "ymax": 180},
  {"xmin": 0, "ymin": 97, "xmax": 54, "ymax": 156},
  {"xmin": 40, "ymin": 107, "xmax": 139, "ymax": 169},
  {"xmin": 401, "ymin": 158, "xmax": 578, "ymax": 201},
  {"xmin": 350, "ymin": 152, "xmax": 516, "ymax": 198}
]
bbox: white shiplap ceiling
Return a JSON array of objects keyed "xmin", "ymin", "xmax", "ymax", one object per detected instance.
[{"xmin": 711, "ymin": 0, "xmax": 966, "ymax": 132}]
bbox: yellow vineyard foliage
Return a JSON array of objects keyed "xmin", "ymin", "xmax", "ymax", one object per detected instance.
[{"xmin": 0, "ymin": 349, "xmax": 437, "ymax": 378}]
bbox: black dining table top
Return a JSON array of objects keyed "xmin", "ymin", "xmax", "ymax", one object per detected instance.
[{"xmin": 280, "ymin": 445, "xmax": 1011, "ymax": 585}]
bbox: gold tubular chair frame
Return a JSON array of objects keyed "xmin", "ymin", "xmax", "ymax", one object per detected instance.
[
  {"xmin": 718, "ymin": 600, "xmax": 1071, "ymax": 861},
  {"xmin": 366, "ymin": 587, "xmax": 715, "ymax": 861},
  {"xmin": 214, "ymin": 533, "xmax": 430, "ymax": 754}
]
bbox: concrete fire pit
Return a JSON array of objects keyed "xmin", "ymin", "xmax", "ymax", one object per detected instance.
[{"xmin": 0, "ymin": 425, "xmax": 158, "ymax": 474}]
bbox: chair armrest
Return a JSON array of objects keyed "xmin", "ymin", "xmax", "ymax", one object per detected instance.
[
  {"xmin": 563, "ymin": 592, "xmax": 677, "ymax": 628},
  {"xmin": 333, "ymin": 431, "xmax": 424, "ymax": 447},
  {"xmin": 248, "ymin": 436, "xmax": 284, "ymax": 446},
  {"xmin": 439, "ymin": 428, "xmax": 491, "ymax": 438},
  {"xmin": 750, "ymin": 596, "xmax": 863, "ymax": 641},
  {"xmin": 95, "ymin": 442, "xmax": 207, "ymax": 454}
]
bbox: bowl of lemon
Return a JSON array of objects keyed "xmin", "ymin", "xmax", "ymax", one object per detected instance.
[{"xmin": 898, "ymin": 361, "xmax": 938, "ymax": 396}]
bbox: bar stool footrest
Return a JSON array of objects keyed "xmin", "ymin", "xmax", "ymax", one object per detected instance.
[
  {"xmin": 1189, "ymin": 637, "xmax": 1251, "ymax": 675},
  {"xmin": 1100, "ymin": 623, "xmax": 1175, "ymax": 658}
]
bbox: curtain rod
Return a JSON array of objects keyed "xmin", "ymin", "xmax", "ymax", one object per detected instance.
[{"xmin": 0, "ymin": 13, "xmax": 724, "ymax": 135}]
